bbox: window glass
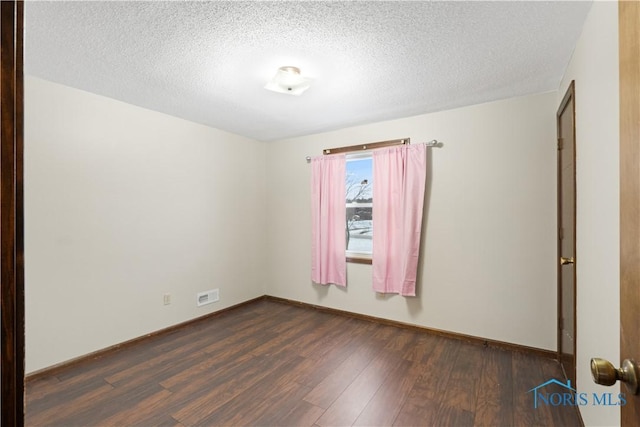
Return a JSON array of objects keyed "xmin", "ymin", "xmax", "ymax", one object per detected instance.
[{"xmin": 346, "ymin": 155, "xmax": 373, "ymax": 255}]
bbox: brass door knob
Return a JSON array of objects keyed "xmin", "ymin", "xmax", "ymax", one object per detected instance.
[
  {"xmin": 591, "ymin": 357, "xmax": 639, "ymax": 394},
  {"xmin": 560, "ymin": 256, "xmax": 575, "ymax": 265}
]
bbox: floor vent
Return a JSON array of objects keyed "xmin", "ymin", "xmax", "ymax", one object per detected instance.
[{"xmin": 196, "ymin": 289, "xmax": 219, "ymax": 307}]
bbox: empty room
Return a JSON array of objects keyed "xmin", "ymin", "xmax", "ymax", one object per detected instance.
[{"xmin": 1, "ymin": 0, "xmax": 638, "ymax": 426}]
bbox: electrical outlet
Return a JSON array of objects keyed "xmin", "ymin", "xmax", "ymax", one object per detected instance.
[{"xmin": 163, "ymin": 293, "xmax": 171, "ymax": 305}]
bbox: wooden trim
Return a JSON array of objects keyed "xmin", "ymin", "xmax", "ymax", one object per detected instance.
[
  {"xmin": 557, "ymin": 80, "xmax": 575, "ymax": 118},
  {"xmin": 26, "ymin": 296, "xmax": 266, "ymax": 382},
  {"xmin": 556, "ymin": 80, "xmax": 577, "ymax": 387},
  {"xmin": 323, "ymin": 137, "xmax": 409, "ymax": 155},
  {"xmin": 265, "ymin": 295, "xmax": 557, "ymax": 359},
  {"xmin": 15, "ymin": 0, "xmax": 25, "ymax": 414},
  {"xmin": 619, "ymin": 1, "xmax": 640, "ymax": 425},
  {"xmin": 1, "ymin": 2, "xmax": 25, "ymax": 426},
  {"xmin": 346, "ymin": 256, "xmax": 372, "ymax": 265}
]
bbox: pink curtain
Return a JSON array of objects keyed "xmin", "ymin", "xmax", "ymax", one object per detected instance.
[
  {"xmin": 311, "ymin": 154, "xmax": 347, "ymax": 286},
  {"xmin": 372, "ymin": 144, "xmax": 427, "ymax": 296}
]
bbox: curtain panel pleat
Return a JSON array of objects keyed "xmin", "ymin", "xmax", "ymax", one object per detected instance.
[
  {"xmin": 311, "ymin": 154, "xmax": 347, "ymax": 286},
  {"xmin": 372, "ymin": 144, "xmax": 427, "ymax": 296}
]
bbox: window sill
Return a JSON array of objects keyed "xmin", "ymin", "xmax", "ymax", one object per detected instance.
[{"xmin": 346, "ymin": 256, "xmax": 372, "ymax": 265}]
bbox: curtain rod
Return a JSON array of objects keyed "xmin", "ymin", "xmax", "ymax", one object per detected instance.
[{"xmin": 305, "ymin": 139, "xmax": 442, "ymax": 163}]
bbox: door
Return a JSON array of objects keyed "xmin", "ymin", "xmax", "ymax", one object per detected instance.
[
  {"xmin": 0, "ymin": 1, "xmax": 25, "ymax": 426},
  {"xmin": 619, "ymin": 0, "xmax": 640, "ymax": 423},
  {"xmin": 596, "ymin": 1, "xmax": 640, "ymax": 424},
  {"xmin": 557, "ymin": 81, "xmax": 577, "ymax": 387}
]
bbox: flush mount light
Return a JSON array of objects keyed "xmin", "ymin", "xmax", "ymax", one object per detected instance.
[{"xmin": 264, "ymin": 66, "xmax": 312, "ymax": 96}]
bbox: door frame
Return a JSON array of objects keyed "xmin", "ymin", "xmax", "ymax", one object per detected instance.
[
  {"xmin": 557, "ymin": 81, "xmax": 577, "ymax": 386},
  {"xmin": 0, "ymin": 1, "xmax": 25, "ymax": 426},
  {"xmin": 1, "ymin": 2, "xmax": 635, "ymax": 427},
  {"xmin": 619, "ymin": 0, "xmax": 640, "ymax": 424}
]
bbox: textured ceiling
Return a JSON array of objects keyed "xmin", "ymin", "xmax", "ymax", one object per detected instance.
[{"xmin": 24, "ymin": 1, "xmax": 592, "ymax": 142}]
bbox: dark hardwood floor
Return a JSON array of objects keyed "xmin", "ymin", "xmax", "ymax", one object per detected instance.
[{"xmin": 26, "ymin": 299, "xmax": 581, "ymax": 426}]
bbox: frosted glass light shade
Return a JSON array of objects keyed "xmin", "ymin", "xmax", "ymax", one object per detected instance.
[{"xmin": 264, "ymin": 66, "xmax": 312, "ymax": 96}]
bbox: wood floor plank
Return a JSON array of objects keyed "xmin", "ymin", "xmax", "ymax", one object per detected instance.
[
  {"xmin": 158, "ymin": 348, "xmax": 252, "ymax": 392},
  {"xmin": 198, "ymin": 355, "xmax": 310, "ymax": 426},
  {"xmin": 353, "ymin": 358, "xmax": 422, "ymax": 426},
  {"xmin": 372, "ymin": 323, "xmax": 400, "ymax": 341},
  {"xmin": 49, "ymin": 343, "xmax": 157, "ymax": 384},
  {"xmin": 390, "ymin": 336, "xmax": 459, "ymax": 425},
  {"xmin": 24, "ymin": 375, "xmax": 60, "ymax": 402},
  {"xmin": 149, "ymin": 416, "xmax": 183, "ymax": 427},
  {"xmin": 166, "ymin": 354, "xmax": 268, "ymax": 425},
  {"xmin": 25, "ymin": 382, "xmax": 114, "ymax": 426},
  {"xmin": 25, "ymin": 300, "xmax": 582, "ymax": 427},
  {"xmin": 171, "ymin": 351, "xmax": 300, "ymax": 425},
  {"xmin": 275, "ymin": 400, "xmax": 326, "ymax": 427},
  {"xmin": 439, "ymin": 341, "xmax": 484, "ymax": 412},
  {"xmin": 249, "ymin": 382, "xmax": 315, "ymax": 427},
  {"xmin": 146, "ymin": 315, "xmax": 237, "ymax": 355},
  {"xmin": 104, "ymin": 347, "xmax": 207, "ymax": 388},
  {"xmin": 473, "ymin": 347, "xmax": 514, "ymax": 427},
  {"xmin": 303, "ymin": 335, "xmax": 384, "ymax": 409},
  {"xmin": 410, "ymin": 336, "xmax": 461, "ymax": 401},
  {"xmin": 50, "ymin": 382, "xmax": 168, "ymax": 426},
  {"xmin": 97, "ymin": 388, "xmax": 173, "ymax": 426},
  {"xmin": 434, "ymin": 403, "xmax": 475, "ymax": 427},
  {"xmin": 512, "ymin": 351, "xmax": 557, "ymax": 426},
  {"xmin": 226, "ymin": 301, "xmax": 294, "ymax": 333},
  {"xmin": 292, "ymin": 314, "xmax": 353, "ymax": 360},
  {"xmin": 393, "ymin": 396, "xmax": 440, "ymax": 427},
  {"xmin": 400, "ymin": 332, "xmax": 441, "ymax": 363},
  {"xmin": 384, "ymin": 328, "xmax": 419, "ymax": 353},
  {"xmin": 293, "ymin": 321, "xmax": 377, "ymax": 388},
  {"xmin": 540, "ymin": 357, "xmax": 583, "ymax": 427},
  {"xmin": 248, "ymin": 312, "xmax": 326, "ymax": 358},
  {"xmin": 26, "ymin": 374, "xmax": 113, "ymax": 416},
  {"xmin": 315, "ymin": 349, "xmax": 404, "ymax": 426}
]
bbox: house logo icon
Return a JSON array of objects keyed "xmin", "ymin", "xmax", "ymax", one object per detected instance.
[
  {"xmin": 528, "ymin": 379, "xmax": 576, "ymax": 409},
  {"xmin": 528, "ymin": 378, "xmax": 627, "ymax": 408}
]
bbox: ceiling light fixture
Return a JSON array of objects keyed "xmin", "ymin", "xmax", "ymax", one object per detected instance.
[{"xmin": 264, "ymin": 66, "xmax": 312, "ymax": 96}]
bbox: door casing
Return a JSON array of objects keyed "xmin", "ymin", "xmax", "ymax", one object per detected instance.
[
  {"xmin": 619, "ymin": 0, "xmax": 640, "ymax": 424},
  {"xmin": 0, "ymin": 1, "xmax": 25, "ymax": 426},
  {"xmin": 557, "ymin": 81, "xmax": 577, "ymax": 388}
]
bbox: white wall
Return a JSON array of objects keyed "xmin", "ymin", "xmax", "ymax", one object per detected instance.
[
  {"xmin": 558, "ymin": 2, "xmax": 620, "ymax": 426},
  {"xmin": 25, "ymin": 76, "xmax": 268, "ymax": 373},
  {"xmin": 266, "ymin": 92, "xmax": 558, "ymax": 350}
]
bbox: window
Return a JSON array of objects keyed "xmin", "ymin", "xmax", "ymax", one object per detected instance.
[
  {"xmin": 346, "ymin": 153, "xmax": 372, "ymax": 262},
  {"xmin": 312, "ymin": 139, "xmax": 427, "ymax": 294},
  {"xmin": 311, "ymin": 139, "xmax": 433, "ymax": 296}
]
